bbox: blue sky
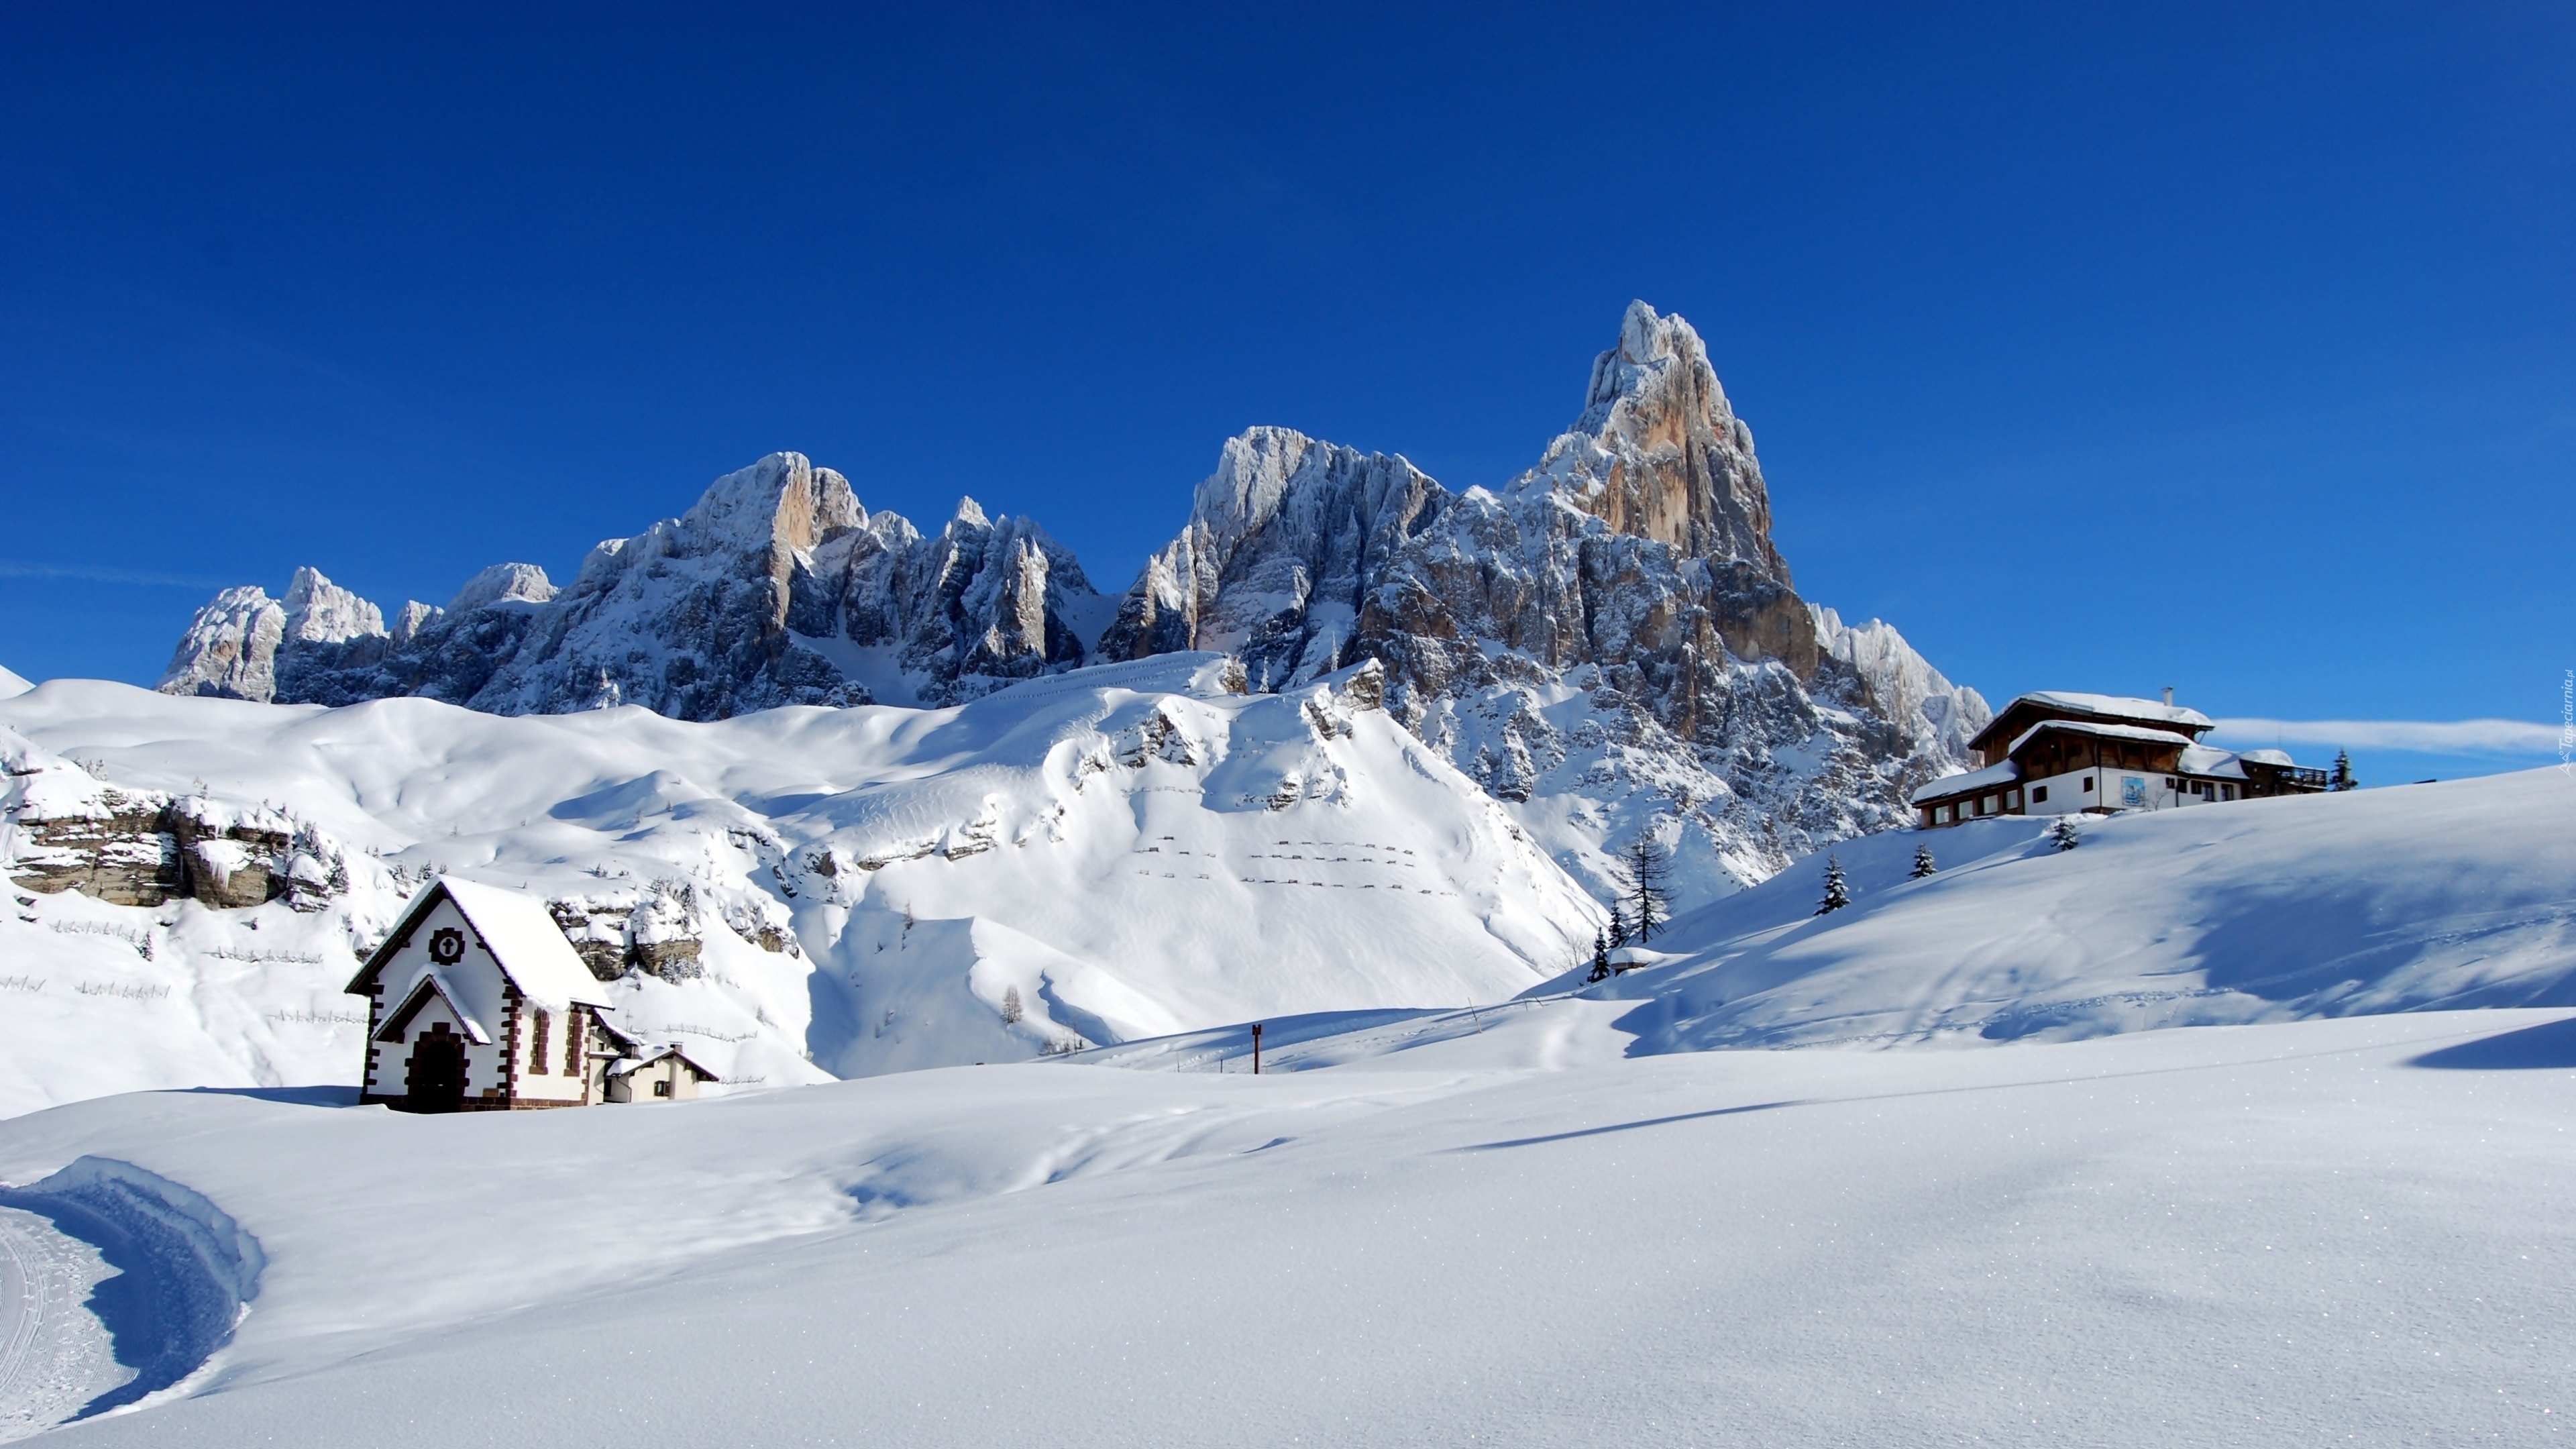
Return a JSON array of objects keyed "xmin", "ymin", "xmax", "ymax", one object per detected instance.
[{"xmin": 3, "ymin": 3, "xmax": 2569, "ymax": 786}]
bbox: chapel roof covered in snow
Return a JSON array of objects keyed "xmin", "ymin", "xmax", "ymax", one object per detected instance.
[{"xmin": 347, "ymin": 876, "xmax": 614, "ymax": 1018}]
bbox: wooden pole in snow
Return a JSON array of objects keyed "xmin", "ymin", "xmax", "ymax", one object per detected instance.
[{"xmin": 1252, "ymin": 1022, "xmax": 1263, "ymax": 1075}]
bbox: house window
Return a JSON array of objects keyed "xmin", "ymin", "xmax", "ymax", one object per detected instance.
[
  {"xmin": 1979, "ymin": 795, "xmax": 1996, "ymax": 816},
  {"xmin": 2004, "ymin": 788, "xmax": 2020, "ymax": 809},
  {"xmin": 653, "ymin": 1079, "xmax": 673, "ymax": 1098},
  {"xmin": 2082, "ymin": 776, "xmax": 2094, "ymax": 792},
  {"xmin": 528, "ymin": 1010, "xmax": 549, "ymax": 1075},
  {"xmin": 2032, "ymin": 785, "xmax": 2049, "ymax": 804},
  {"xmin": 1935, "ymin": 805, "xmax": 1953, "ymax": 824}
]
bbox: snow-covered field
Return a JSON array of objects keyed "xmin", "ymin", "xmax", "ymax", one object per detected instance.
[
  {"xmin": 6, "ymin": 655, "xmax": 2574, "ymax": 1443},
  {"xmin": 1, "ymin": 1004, "xmax": 2569, "ymax": 1445}
]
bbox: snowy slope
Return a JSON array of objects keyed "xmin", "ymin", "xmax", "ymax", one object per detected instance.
[
  {"xmin": 0, "ymin": 657, "xmax": 1599, "ymax": 1117},
  {"xmin": 0, "ymin": 1006, "xmax": 2569, "ymax": 1444},
  {"xmin": 0, "ymin": 665, "xmax": 29, "ymax": 700},
  {"xmin": 1563, "ymin": 768, "xmax": 2576, "ymax": 1051}
]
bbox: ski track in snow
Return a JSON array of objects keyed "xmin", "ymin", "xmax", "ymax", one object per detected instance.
[{"xmin": 0, "ymin": 1208, "xmax": 123, "ymax": 1442}]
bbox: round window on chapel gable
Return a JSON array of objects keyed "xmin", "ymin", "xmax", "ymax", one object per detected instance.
[{"xmin": 429, "ymin": 928, "xmax": 466, "ymax": 965}]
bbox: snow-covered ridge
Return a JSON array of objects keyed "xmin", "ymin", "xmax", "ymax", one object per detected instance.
[
  {"xmin": 154, "ymin": 303, "xmax": 1986, "ymax": 905},
  {"xmin": 158, "ymin": 454, "xmax": 1106, "ymax": 718}
]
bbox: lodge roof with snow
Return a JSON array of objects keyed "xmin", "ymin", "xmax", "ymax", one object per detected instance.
[{"xmin": 1916, "ymin": 691, "xmax": 2325, "ymax": 828}]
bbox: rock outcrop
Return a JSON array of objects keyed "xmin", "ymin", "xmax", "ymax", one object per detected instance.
[{"xmin": 3, "ymin": 747, "xmax": 350, "ymax": 912}]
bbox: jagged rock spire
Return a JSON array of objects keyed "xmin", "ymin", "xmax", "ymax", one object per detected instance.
[{"xmin": 1536, "ymin": 300, "xmax": 1789, "ymax": 581}]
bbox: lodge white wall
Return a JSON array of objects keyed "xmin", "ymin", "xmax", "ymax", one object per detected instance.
[{"xmin": 2021, "ymin": 767, "xmax": 2244, "ymax": 816}]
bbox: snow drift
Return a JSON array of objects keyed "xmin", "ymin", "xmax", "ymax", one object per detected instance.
[{"xmin": 0, "ymin": 1156, "xmax": 264, "ymax": 1420}]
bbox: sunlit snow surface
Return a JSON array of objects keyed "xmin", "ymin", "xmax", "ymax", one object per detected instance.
[
  {"xmin": 0, "ymin": 1006, "xmax": 2570, "ymax": 1444},
  {"xmin": 3, "ymin": 745, "xmax": 2573, "ymax": 1441},
  {"xmin": 1564, "ymin": 767, "xmax": 2576, "ymax": 1049}
]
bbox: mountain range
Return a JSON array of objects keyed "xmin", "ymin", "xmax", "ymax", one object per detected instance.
[{"xmin": 156, "ymin": 302, "xmax": 1986, "ymax": 900}]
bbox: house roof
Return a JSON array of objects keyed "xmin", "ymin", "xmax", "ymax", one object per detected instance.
[
  {"xmin": 606, "ymin": 1044, "xmax": 720, "ymax": 1081},
  {"xmin": 1909, "ymin": 759, "xmax": 2020, "ymax": 806},
  {"xmin": 2005, "ymin": 718, "xmax": 2200, "ymax": 758},
  {"xmin": 1970, "ymin": 692, "xmax": 2215, "ymax": 752},
  {"xmin": 347, "ymin": 877, "xmax": 614, "ymax": 1014},
  {"xmin": 2178, "ymin": 744, "xmax": 2250, "ymax": 780}
]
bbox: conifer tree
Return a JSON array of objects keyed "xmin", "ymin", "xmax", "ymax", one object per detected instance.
[
  {"xmin": 1623, "ymin": 836, "xmax": 1673, "ymax": 941},
  {"xmin": 2051, "ymin": 815, "xmax": 2082, "ymax": 851},
  {"xmin": 2330, "ymin": 749, "xmax": 2357, "ymax": 792},
  {"xmin": 1816, "ymin": 855, "xmax": 1851, "ymax": 914},
  {"xmin": 1911, "ymin": 843, "xmax": 1937, "ymax": 879},
  {"xmin": 1587, "ymin": 931, "xmax": 1611, "ymax": 983},
  {"xmin": 1607, "ymin": 902, "xmax": 1630, "ymax": 949}
]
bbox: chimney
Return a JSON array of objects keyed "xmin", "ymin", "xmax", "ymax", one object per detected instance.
[{"xmin": 2163, "ymin": 686, "xmax": 2175, "ymax": 708}]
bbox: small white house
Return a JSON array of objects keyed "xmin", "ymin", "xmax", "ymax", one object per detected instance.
[
  {"xmin": 603, "ymin": 1044, "xmax": 721, "ymax": 1103},
  {"xmin": 348, "ymin": 877, "xmax": 686, "ymax": 1112}
]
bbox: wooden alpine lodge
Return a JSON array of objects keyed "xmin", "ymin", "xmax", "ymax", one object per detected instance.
[{"xmin": 1913, "ymin": 690, "xmax": 2328, "ymax": 829}]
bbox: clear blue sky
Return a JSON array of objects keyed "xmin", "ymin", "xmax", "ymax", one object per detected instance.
[{"xmin": 5, "ymin": 3, "xmax": 2570, "ymax": 786}]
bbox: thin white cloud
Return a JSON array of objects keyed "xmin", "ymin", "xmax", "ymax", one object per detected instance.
[
  {"xmin": 2212, "ymin": 717, "xmax": 2564, "ymax": 756},
  {"xmin": 0, "ymin": 561, "xmax": 231, "ymax": 590}
]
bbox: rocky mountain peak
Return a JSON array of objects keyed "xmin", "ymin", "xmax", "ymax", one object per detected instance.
[
  {"xmin": 1537, "ymin": 300, "xmax": 1785, "ymax": 582},
  {"xmin": 444, "ymin": 563, "xmax": 556, "ymax": 614},
  {"xmin": 280, "ymin": 567, "xmax": 386, "ymax": 645},
  {"xmin": 677, "ymin": 451, "xmax": 865, "ymax": 557}
]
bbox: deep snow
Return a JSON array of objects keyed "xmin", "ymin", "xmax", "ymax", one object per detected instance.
[
  {"xmin": 3, "ymin": 741, "xmax": 2572, "ymax": 1441},
  {"xmin": 0, "ymin": 1006, "xmax": 2569, "ymax": 1445}
]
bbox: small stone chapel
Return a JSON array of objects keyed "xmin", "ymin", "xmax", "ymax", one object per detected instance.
[{"xmin": 347, "ymin": 876, "xmax": 717, "ymax": 1112}]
